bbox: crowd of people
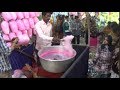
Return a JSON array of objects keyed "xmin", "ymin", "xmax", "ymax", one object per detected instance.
[{"xmin": 52, "ymin": 14, "xmax": 85, "ymax": 45}]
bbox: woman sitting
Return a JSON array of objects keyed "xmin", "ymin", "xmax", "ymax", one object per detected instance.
[{"xmin": 88, "ymin": 35, "xmax": 114, "ymax": 78}]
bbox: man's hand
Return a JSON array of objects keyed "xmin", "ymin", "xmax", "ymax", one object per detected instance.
[
  {"xmin": 11, "ymin": 37, "xmax": 21, "ymax": 50},
  {"xmin": 52, "ymin": 37, "xmax": 60, "ymax": 45}
]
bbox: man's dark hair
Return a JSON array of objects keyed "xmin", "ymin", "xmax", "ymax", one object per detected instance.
[
  {"xmin": 42, "ymin": 12, "xmax": 53, "ymax": 16},
  {"xmin": 65, "ymin": 16, "xmax": 69, "ymax": 19},
  {"xmin": 75, "ymin": 16, "xmax": 79, "ymax": 19}
]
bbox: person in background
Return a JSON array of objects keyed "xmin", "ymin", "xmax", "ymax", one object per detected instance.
[
  {"xmin": 88, "ymin": 35, "xmax": 114, "ymax": 78},
  {"xmin": 0, "ymin": 32, "xmax": 20, "ymax": 78},
  {"xmin": 63, "ymin": 16, "xmax": 71, "ymax": 36},
  {"xmin": 72, "ymin": 16, "xmax": 84, "ymax": 44},
  {"xmin": 34, "ymin": 12, "xmax": 60, "ymax": 61}
]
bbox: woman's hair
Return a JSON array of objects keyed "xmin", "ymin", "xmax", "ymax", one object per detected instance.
[
  {"xmin": 101, "ymin": 35, "xmax": 113, "ymax": 52},
  {"xmin": 106, "ymin": 35, "xmax": 112, "ymax": 45}
]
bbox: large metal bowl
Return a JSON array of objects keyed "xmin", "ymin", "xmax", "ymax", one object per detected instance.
[{"xmin": 38, "ymin": 46, "xmax": 76, "ymax": 73}]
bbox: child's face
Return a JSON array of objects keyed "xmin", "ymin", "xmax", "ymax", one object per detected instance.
[{"xmin": 103, "ymin": 37, "xmax": 108, "ymax": 44}]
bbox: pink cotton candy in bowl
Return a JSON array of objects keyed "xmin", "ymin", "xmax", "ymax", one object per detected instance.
[
  {"xmin": 40, "ymin": 50, "xmax": 74, "ymax": 61},
  {"xmin": 9, "ymin": 20, "xmax": 18, "ymax": 33},
  {"xmin": 38, "ymin": 46, "xmax": 76, "ymax": 73},
  {"xmin": 1, "ymin": 12, "xmax": 12, "ymax": 21},
  {"xmin": 1, "ymin": 21, "xmax": 10, "ymax": 34}
]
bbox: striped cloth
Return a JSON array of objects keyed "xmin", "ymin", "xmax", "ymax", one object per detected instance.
[{"xmin": 0, "ymin": 32, "xmax": 12, "ymax": 72}]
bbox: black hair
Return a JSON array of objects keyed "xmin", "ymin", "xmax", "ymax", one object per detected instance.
[
  {"xmin": 75, "ymin": 16, "xmax": 79, "ymax": 19},
  {"xmin": 101, "ymin": 35, "xmax": 113, "ymax": 52},
  {"xmin": 42, "ymin": 12, "xmax": 53, "ymax": 16},
  {"xmin": 107, "ymin": 35, "xmax": 112, "ymax": 45},
  {"xmin": 65, "ymin": 16, "xmax": 69, "ymax": 18}
]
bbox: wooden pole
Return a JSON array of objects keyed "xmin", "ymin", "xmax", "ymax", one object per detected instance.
[
  {"xmin": 85, "ymin": 12, "xmax": 91, "ymax": 46},
  {"xmin": 118, "ymin": 12, "xmax": 120, "ymax": 77}
]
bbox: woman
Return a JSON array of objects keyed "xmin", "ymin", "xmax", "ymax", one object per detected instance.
[{"xmin": 88, "ymin": 35, "xmax": 114, "ymax": 78}]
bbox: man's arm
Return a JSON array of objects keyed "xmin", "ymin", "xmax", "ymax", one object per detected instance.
[{"xmin": 35, "ymin": 22, "xmax": 53, "ymax": 41}]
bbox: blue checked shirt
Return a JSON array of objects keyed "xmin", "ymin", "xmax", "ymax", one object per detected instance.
[{"xmin": 0, "ymin": 31, "xmax": 12, "ymax": 72}]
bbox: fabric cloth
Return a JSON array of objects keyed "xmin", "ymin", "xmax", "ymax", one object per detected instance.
[
  {"xmin": 9, "ymin": 44, "xmax": 34, "ymax": 70},
  {"xmin": 34, "ymin": 19, "xmax": 53, "ymax": 51},
  {"xmin": 0, "ymin": 32, "xmax": 12, "ymax": 72},
  {"xmin": 0, "ymin": 70, "xmax": 12, "ymax": 78},
  {"xmin": 88, "ymin": 45, "xmax": 113, "ymax": 78},
  {"xmin": 71, "ymin": 20, "xmax": 84, "ymax": 36}
]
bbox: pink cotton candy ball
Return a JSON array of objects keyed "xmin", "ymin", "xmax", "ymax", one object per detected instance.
[
  {"xmin": 28, "ymin": 18, "xmax": 34, "ymax": 28},
  {"xmin": 17, "ymin": 34, "xmax": 23, "ymax": 45},
  {"xmin": 9, "ymin": 20, "xmax": 18, "ymax": 33},
  {"xmin": 1, "ymin": 12, "xmax": 12, "ymax": 21},
  {"xmin": 35, "ymin": 12, "xmax": 41, "ymax": 17},
  {"xmin": 22, "ymin": 34, "xmax": 30, "ymax": 45},
  {"xmin": 16, "ymin": 30, "xmax": 22, "ymax": 36},
  {"xmin": 1, "ymin": 21, "xmax": 10, "ymax": 34},
  {"xmin": 9, "ymin": 12, "xmax": 17, "ymax": 20},
  {"xmin": 2, "ymin": 34, "xmax": 10, "ymax": 41},
  {"xmin": 29, "ymin": 12, "xmax": 36, "ymax": 18},
  {"xmin": 16, "ymin": 19, "xmax": 25, "ymax": 31},
  {"xmin": 16, "ymin": 12, "xmax": 24, "ymax": 19},
  {"xmin": 22, "ymin": 30, "xmax": 28, "ymax": 34},
  {"xmin": 18, "ymin": 34, "xmax": 30, "ymax": 45},
  {"xmin": 9, "ymin": 32, "xmax": 16, "ymax": 40},
  {"xmin": 22, "ymin": 19, "xmax": 30, "ymax": 30},
  {"xmin": 33, "ymin": 17, "xmax": 39, "ymax": 24},
  {"xmin": 23, "ymin": 12, "xmax": 29, "ymax": 18}
]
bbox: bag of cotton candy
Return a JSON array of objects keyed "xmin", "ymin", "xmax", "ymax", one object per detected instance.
[
  {"xmin": 12, "ymin": 69, "xmax": 24, "ymax": 78},
  {"xmin": 61, "ymin": 35, "xmax": 74, "ymax": 56}
]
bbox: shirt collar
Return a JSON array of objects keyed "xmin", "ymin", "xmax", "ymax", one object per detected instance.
[{"xmin": 41, "ymin": 19, "xmax": 50, "ymax": 25}]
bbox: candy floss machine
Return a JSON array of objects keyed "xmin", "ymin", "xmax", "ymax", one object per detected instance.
[{"xmin": 38, "ymin": 46, "xmax": 76, "ymax": 73}]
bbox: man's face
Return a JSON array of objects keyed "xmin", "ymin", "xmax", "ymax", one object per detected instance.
[
  {"xmin": 43, "ymin": 13, "xmax": 51, "ymax": 23},
  {"xmin": 70, "ymin": 15, "xmax": 73, "ymax": 19}
]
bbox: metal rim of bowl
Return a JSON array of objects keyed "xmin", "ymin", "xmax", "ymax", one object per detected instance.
[{"xmin": 38, "ymin": 46, "xmax": 76, "ymax": 61}]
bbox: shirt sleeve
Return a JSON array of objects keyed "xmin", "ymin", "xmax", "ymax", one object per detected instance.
[
  {"xmin": 35, "ymin": 22, "xmax": 53, "ymax": 41},
  {"xmin": 0, "ymin": 32, "xmax": 12, "ymax": 55}
]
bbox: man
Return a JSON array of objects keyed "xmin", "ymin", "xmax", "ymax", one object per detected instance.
[
  {"xmin": 72, "ymin": 16, "xmax": 84, "ymax": 44},
  {"xmin": 0, "ymin": 31, "xmax": 19, "ymax": 78},
  {"xmin": 34, "ymin": 12, "xmax": 60, "ymax": 54},
  {"xmin": 63, "ymin": 16, "xmax": 71, "ymax": 36}
]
